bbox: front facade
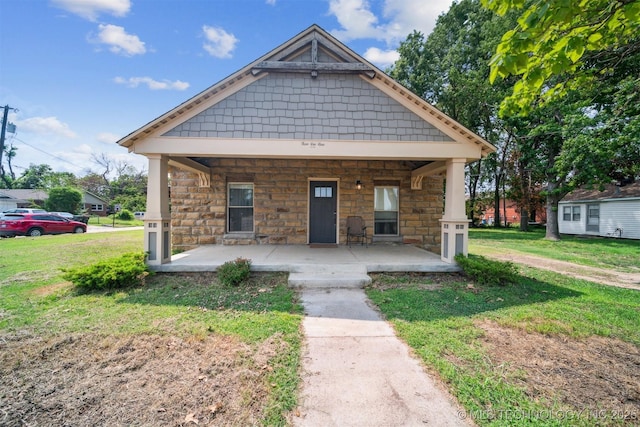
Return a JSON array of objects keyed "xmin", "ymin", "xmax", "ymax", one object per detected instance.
[
  {"xmin": 117, "ymin": 25, "xmax": 495, "ymax": 265},
  {"xmin": 559, "ymin": 181, "xmax": 640, "ymax": 239}
]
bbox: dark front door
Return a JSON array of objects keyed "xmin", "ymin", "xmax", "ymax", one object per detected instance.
[{"xmin": 309, "ymin": 181, "xmax": 337, "ymax": 244}]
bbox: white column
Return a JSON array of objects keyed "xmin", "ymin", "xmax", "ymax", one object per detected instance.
[
  {"xmin": 440, "ymin": 158, "xmax": 470, "ymax": 263},
  {"xmin": 144, "ymin": 154, "xmax": 171, "ymax": 266}
]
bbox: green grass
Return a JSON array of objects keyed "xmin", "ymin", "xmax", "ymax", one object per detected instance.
[
  {"xmin": 468, "ymin": 228, "xmax": 640, "ymax": 272},
  {"xmin": 0, "ymin": 230, "xmax": 302, "ymax": 426},
  {"xmin": 368, "ymin": 229, "xmax": 640, "ymax": 426}
]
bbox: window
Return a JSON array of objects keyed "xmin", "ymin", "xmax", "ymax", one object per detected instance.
[
  {"xmin": 228, "ymin": 183, "xmax": 254, "ymax": 232},
  {"xmin": 91, "ymin": 204, "xmax": 103, "ymax": 212},
  {"xmin": 563, "ymin": 205, "xmax": 581, "ymax": 221},
  {"xmin": 572, "ymin": 206, "xmax": 581, "ymax": 221},
  {"xmin": 314, "ymin": 186, "xmax": 333, "ymax": 198},
  {"xmin": 374, "ymin": 186, "xmax": 399, "ymax": 235}
]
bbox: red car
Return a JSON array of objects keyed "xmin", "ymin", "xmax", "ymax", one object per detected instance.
[{"xmin": 0, "ymin": 213, "xmax": 87, "ymax": 237}]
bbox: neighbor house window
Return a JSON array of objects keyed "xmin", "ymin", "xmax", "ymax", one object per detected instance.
[
  {"xmin": 572, "ymin": 206, "xmax": 581, "ymax": 221},
  {"xmin": 374, "ymin": 186, "xmax": 399, "ymax": 235},
  {"xmin": 91, "ymin": 204, "xmax": 103, "ymax": 212},
  {"xmin": 563, "ymin": 206, "xmax": 581, "ymax": 221},
  {"xmin": 228, "ymin": 183, "xmax": 254, "ymax": 232}
]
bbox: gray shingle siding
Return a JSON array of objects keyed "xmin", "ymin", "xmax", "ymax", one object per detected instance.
[{"xmin": 164, "ymin": 73, "xmax": 453, "ymax": 142}]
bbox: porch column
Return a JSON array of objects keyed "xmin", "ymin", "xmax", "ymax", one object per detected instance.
[
  {"xmin": 440, "ymin": 158, "xmax": 470, "ymax": 263},
  {"xmin": 144, "ymin": 154, "xmax": 171, "ymax": 266}
]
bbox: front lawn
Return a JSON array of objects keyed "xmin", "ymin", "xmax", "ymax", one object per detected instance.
[
  {"xmin": 368, "ymin": 232, "xmax": 640, "ymax": 426},
  {"xmin": 468, "ymin": 228, "xmax": 640, "ymax": 272},
  {"xmin": 0, "ymin": 231, "xmax": 302, "ymax": 426}
]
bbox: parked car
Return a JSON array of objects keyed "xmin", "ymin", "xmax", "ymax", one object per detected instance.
[
  {"xmin": 2, "ymin": 208, "xmax": 47, "ymax": 214},
  {"xmin": 0, "ymin": 213, "xmax": 87, "ymax": 237},
  {"xmin": 50, "ymin": 211, "xmax": 90, "ymax": 224},
  {"xmin": 49, "ymin": 211, "xmax": 74, "ymax": 219},
  {"xmin": 134, "ymin": 211, "xmax": 145, "ymax": 219}
]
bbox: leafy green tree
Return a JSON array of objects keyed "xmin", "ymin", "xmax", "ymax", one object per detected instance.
[
  {"xmin": 14, "ymin": 164, "xmax": 77, "ymax": 189},
  {"xmin": 390, "ymin": 0, "xmax": 520, "ymax": 227},
  {"xmin": 483, "ymin": 0, "xmax": 640, "ymax": 114},
  {"xmin": 45, "ymin": 187, "xmax": 83, "ymax": 213}
]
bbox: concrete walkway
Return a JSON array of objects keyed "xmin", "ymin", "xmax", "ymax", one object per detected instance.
[{"xmin": 294, "ymin": 288, "xmax": 469, "ymax": 427}]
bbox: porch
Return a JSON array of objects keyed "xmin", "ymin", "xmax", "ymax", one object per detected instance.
[{"xmin": 150, "ymin": 243, "xmax": 460, "ymax": 273}]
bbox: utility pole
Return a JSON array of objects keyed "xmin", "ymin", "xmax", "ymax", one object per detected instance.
[{"xmin": 0, "ymin": 105, "xmax": 18, "ymax": 169}]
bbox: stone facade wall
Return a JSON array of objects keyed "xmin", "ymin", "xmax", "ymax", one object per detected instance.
[
  {"xmin": 170, "ymin": 158, "xmax": 443, "ymax": 254},
  {"xmin": 163, "ymin": 72, "xmax": 453, "ymax": 142}
]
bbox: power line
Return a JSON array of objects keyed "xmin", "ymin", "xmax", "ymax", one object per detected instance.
[{"xmin": 10, "ymin": 135, "xmax": 79, "ymax": 168}]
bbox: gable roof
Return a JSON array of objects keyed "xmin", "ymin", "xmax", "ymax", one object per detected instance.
[
  {"xmin": 0, "ymin": 189, "xmax": 108, "ymax": 204},
  {"xmin": 561, "ymin": 180, "xmax": 640, "ymax": 203},
  {"xmin": 117, "ymin": 24, "xmax": 496, "ymax": 157},
  {"xmin": 0, "ymin": 189, "xmax": 47, "ymax": 201}
]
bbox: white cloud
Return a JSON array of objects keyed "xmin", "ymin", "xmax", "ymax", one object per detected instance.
[
  {"xmin": 113, "ymin": 76, "xmax": 190, "ymax": 91},
  {"xmin": 52, "ymin": 0, "xmax": 131, "ymax": 21},
  {"xmin": 96, "ymin": 132, "xmax": 121, "ymax": 144},
  {"xmin": 329, "ymin": 0, "xmax": 380, "ymax": 41},
  {"xmin": 202, "ymin": 25, "xmax": 238, "ymax": 59},
  {"xmin": 16, "ymin": 116, "xmax": 77, "ymax": 139},
  {"xmin": 363, "ymin": 47, "xmax": 399, "ymax": 68},
  {"xmin": 96, "ymin": 24, "xmax": 146, "ymax": 56},
  {"xmin": 265, "ymin": 0, "xmax": 277, "ymax": 5},
  {"xmin": 381, "ymin": 0, "xmax": 451, "ymax": 42},
  {"xmin": 328, "ymin": 0, "xmax": 453, "ymax": 46}
]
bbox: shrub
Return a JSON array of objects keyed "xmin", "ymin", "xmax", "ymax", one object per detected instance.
[
  {"xmin": 217, "ymin": 257, "xmax": 252, "ymax": 286},
  {"xmin": 455, "ymin": 253, "xmax": 519, "ymax": 286},
  {"xmin": 115, "ymin": 209, "xmax": 134, "ymax": 220},
  {"xmin": 62, "ymin": 252, "xmax": 151, "ymax": 291}
]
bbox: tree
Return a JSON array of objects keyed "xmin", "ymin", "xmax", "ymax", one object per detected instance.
[
  {"xmin": 389, "ymin": 0, "xmax": 521, "ymax": 227},
  {"xmin": 483, "ymin": 0, "xmax": 640, "ymax": 114},
  {"xmin": 0, "ymin": 143, "xmax": 17, "ymax": 188},
  {"xmin": 14, "ymin": 164, "xmax": 77, "ymax": 190},
  {"xmin": 45, "ymin": 187, "xmax": 83, "ymax": 214}
]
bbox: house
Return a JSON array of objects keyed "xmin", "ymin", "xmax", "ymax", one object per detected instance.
[
  {"xmin": 117, "ymin": 25, "xmax": 496, "ymax": 266},
  {"xmin": 0, "ymin": 189, "xmax": 108, "ymax": 216},
  {"xmin": 559, "ymin": 181, "xmax": 640, "ymax": 239},
  {"xmin": 0, "ymin": 191, "xmax": 22, "ymax": 212},
  {"xmin": 481, "ymin": 199, "xmax": 547, "ymax": 226}
]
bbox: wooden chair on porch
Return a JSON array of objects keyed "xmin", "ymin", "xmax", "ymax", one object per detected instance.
[{"xmin": 346, "ymin": 216, "xmax": 368, "ymax": 247}]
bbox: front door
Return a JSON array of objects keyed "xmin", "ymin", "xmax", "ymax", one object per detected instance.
[{"xmin": 309, "ymin": 181, "xmax": 337, "ymax": 244}]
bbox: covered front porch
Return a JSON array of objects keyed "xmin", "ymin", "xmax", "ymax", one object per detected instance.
[{"xmin": 150, "ymin": 243, "xmax": 460, "ymax": 273}]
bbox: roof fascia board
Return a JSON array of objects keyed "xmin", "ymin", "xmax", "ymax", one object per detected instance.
[{"xmin": 133, "ymin": 136, "xmax": 482, "ymax": 160}]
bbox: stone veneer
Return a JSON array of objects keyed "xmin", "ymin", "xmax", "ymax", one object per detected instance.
[{"xmin": 170, "ymin": 158, "xmax": 443, "ymax": 254}]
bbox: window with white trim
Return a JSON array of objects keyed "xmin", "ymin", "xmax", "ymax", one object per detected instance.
[
  {"xmin": 562, "ymin": 205, "xmax": 581, "ymax": 221},
  {"xmin": 228, "ymin": 183, "xmax": 254, "ymax": 232},
  {"xmin": 374, "ymin": 186, "xmax": 399, "ymax": 235},
  {"xmin": 91, "ymin": 204, "xmax": 104, "ymax": 212}
]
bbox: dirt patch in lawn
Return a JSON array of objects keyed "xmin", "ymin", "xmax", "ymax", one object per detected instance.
[
  {"xmin": 486, "ymin": 253, "xmax": 640, "ymax": 291},
  {"xmin": 477, "ymin": 319, "xmax": 640, "ymax": 423},
  {"xmin": 0, "ymin": 332, "xmax": 284, "ymax": 426}
]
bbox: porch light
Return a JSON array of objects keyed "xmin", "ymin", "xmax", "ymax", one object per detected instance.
[{"xmin": 356, "ymin": 180, "xmax": 362, "ymax": 190}]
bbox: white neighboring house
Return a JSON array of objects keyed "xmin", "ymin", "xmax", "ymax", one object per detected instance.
[
  {"xmin": 558, "ymin": 181, "xmax": 640, "ymax": 240},
  {"xmin": 0, "ymin": 191, "xmax": 22, "ymax": 212}
]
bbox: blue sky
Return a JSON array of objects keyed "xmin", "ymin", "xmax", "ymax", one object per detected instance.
[{"xmin": 0, "ymin": 0, "xmax": 454, "ymax": 178}]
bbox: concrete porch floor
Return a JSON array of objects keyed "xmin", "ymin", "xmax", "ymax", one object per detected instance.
[{"xmin": 151, "ymin": 244, "xmax": 461, "ymax": 273}]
